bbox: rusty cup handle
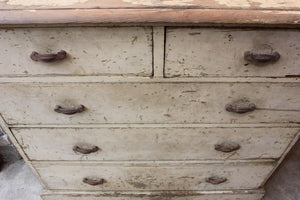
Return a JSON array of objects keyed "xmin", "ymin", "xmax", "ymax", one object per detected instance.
[
  {"xmin": 205, "ymin": 177, "xmax": 227, "ymax": 185},
  {"xmin": 225, "ymin": 103, "xmax": 256, "ymax": 114},
  {"xmin": 244, "ymin": 51, "xmax": 280, "ymax": 64},
  {"xmin": 30, "ymin": 50, "xmax": 67, "ymax": 63},
  {"xmin": 73, "ymin": 145, "xmax": 99, "ymax": 154},
  {"xmin": 82, "ymin": 178, "xmax": 106, "ymax": 186},
  {"xmin": 215, "ymin": 143, "xmax": 240, "ymax": 153},
  {"xmin": 54, "ymin": 104, "xmax": 85, "ymax": 115}
]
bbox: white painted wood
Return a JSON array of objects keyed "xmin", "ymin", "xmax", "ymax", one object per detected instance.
[
  {"xmin": 0, "ymin": 27, "xmax": 152, "ymax": 77},
  {"xmin": 165, "ymin": 28, "xmax": 300, "ymax": 78},
  {"xmin": 42, "ymin": 194, "xmax": 264, "ymax": 200},
  {"xmin": 32, "ymin": 159, "xmax": 274, "ymax": 165},
  {"xmin": 153, "ymin": 27, "xmax": 165, "ymax": 78},
  {"xmin": 0, "ymin": 82, "xmax": 299, "ymax": 125},
  {"xmin": 34, "ymin": 161, "xmax": 275, "ymax": 191},
  {"xmin": 12, "ymin": 127, "xmax": 299, "ymax": 161},
  {"xmin": 41, "ymin": 189, "xmax": 265, "ymax": 196},
  {"xmin": 0, "ymin": 76, "xmax": 299, "ymax": 83},
  {"xmin": 41, "ymin": 191, "xmax": 264, "ymax": 200},
  {"xmin": 8, "ymin": 123, "xmax": 300, "ymax": 128},
  {"xmin": 1, "ymin": 0, "xmax": 300, "ymax": 10}
]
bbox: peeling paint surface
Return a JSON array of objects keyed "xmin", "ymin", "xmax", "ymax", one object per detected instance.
[
  {"xmin": 214, "ymin": 0, "xmax": 300, "ymax": 8},
  {"xmin": 123, "ymin": 0, "xmax": 193, "ymax": 6},
  {"xmin": 1, "ymin": 0, "xmax": 299, "ymax": 8},
  {"xmin": 212, "ymin": 0, "xmax": 250, "ymax": 7},
  {"xmin": 0, "ymin": 0, "xmax": 88, "ymax": 6}
]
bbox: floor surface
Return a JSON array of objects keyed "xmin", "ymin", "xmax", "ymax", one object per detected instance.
[
  {"xmin": 264, "ymin": 140, "xmax": 300, "ymax": 200},
  {"xmin": 0, "ymin": 160, "xmax": 41, "ymax": 200}
]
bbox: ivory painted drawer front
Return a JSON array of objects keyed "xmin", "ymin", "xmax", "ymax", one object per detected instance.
[
  {"xmin": 0, "ymin": 27, "xmax": 152, "ymax": 76},
  {"xmin": 34, "ymin": 161, "xmax": 275, "ymax": 191},
  {"xmin": 41, "ymin": 192, "xmax": 264, "ymax": 200},
  {"xmin": 13, "ymin": 127, "xmax": 299, "ymax": 161},
  {"xmin": 1, "ymin": 83, "xmax": 299, "ymax": 125},
  {"xmin": 165, "ymin": 28, "xmax": 300, "ymax": 78}
]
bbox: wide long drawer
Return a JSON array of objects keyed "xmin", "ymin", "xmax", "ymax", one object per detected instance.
[
  {"xmin": 165, "ymin": 28, "xmax": 300, "ymax": 78},
  {"xmin": 1, "ymin": 82, "xmax": 299, "ymax": 125},
  {"xmin": 34, "ymin": 161, "xmax": 275, "ymax": 191},
  {"xmin": 41, "ymin": 190, "xmax": 265, "ymax": 200},
  {"xmin": 13, "ymin": 127, "xmax": 299, "ymax": 161},
  {"xmin": 0, "ymin": 27, "xmax": 152, "ymax": 76}
]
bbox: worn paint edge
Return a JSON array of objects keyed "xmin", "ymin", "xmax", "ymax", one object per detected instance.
[
  {"xmin": 40, "ymin": 188, "xmax": 265, "ymax": 196},
  {"xmin": 9, "ymin": 123, "xmax": 300, "ymax": 128},
  {"xmin": 0, "ymin": 77, "xmax": 299, "ymax": 83},
  {"xmin": 260, "ymin": 130, "xmax": 300, "ymax": 186},
  {"xmin": 1, "ymin": 9, "xmax": 300, "ymax": 26},
  {"xmin": 153, "ymin": 26, "xmax": 165, "ymax": 77},
  {"xmin": 31, "ymin": 159, "xmax": 275, "ymax": 166}
]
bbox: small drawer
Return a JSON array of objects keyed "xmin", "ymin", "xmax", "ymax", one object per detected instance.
[
  {"xmin": 0, "ymin": 27, "xmax": 152, "ymax": 77},
  {"xmin": 165, "ymin": 28, "xmax": 300, "ymax": 78},
  {"xmin": 1, "ymin": 82, "xmax": 299, "ymax": 125},
  {"xmin": 13, "ymin": 127, "xmax": 299, "ymax": 161},
  {"xmin": 41, "ymin": 190, "xmax": 265, "ymax": 200},
  {"xmin": 34, "ymin": 161, "xmax": 275, "ymax": 191}
]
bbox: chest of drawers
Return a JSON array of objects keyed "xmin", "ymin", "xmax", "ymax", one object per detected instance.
[{"xmin": 0, "ymin": 1, "xmax": 300, "ymax": 200}]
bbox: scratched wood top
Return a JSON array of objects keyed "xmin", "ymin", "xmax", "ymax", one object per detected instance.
[{"xmin": 0, "ymin": 0, "xmax": 300, "ymax": 25}]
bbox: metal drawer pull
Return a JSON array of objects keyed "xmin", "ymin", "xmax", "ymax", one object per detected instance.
[
  {"xmin": 206, "ymin": 176, "xmax": 227, "ymax": 185},
  {"xmin": 225, "ymin": 99, "xmax": 256, "ymax": 114},
  {"xmin": 54, "ymin": 104, "xmax": 85, "ymax": 115},
  {"xmin": 83, "ymin": 178, "xmax": 106, "ymax": 186},
  {"xmin": 244, "ymin": 51, "xmax": 280, "ymax": 64},
  {"xmin": 73, "ymin": 145, "xmax": 99, "ymax": 154},
  {"xmin": 215, "ymin": 142, "xmax": 240, "ymax": 153},
  {"xmin": 30, "ymin": 50, "xmax": 67, "ymax": 63}
]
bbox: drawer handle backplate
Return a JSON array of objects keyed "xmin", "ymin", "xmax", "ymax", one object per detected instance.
[
  {"xmin": 244, "ymin": 51, "xmax": 280, "ymax": 64},
  {"xmin": 215, "ymin": 142, "xmax": 240, "ymax": 153},
  {"xmin": 206, "ymin": 176, "xmax": 227, "ymax": 185},
  {"xmin": 225, "ymin": 99, "xmax": 256, "ymax": 114},
  {"xmin": 83, "ymin": 177, "xmax": 106, "ymax": 186},
  {"xmin": 73, "ymin": 145, "xmax": 100, "ymax": 154},
  {"xmin": 30, "ymin": 50, "xmax": 67, "ymax": 63},
  {"xmin": 54, "ymin": 104, "xmax": 85, "ymax": 115}
]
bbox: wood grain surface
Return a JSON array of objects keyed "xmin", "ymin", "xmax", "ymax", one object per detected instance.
[{"xmin": 0, "ymin": 1, "xmax": 300, "ymax": 25}]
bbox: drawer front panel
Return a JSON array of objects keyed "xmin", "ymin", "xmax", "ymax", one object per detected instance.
[
  {"xmin": 34, "ymin": 162, "xmax": 275, "ymax": 191},
  {"xmin": 0, "ymin": 27, "xmax": 152, "ymax": 76},
  {"xmin": 13, "ymin": 127, "xmax": 299, "ymax": 161},
  {"xmin": 1, "ymin": 83, "xmax": 299, "ymax": 125},
  {"xmin": 165, "ymin": 28, "xmax": 300, "ymax": 78},
  {"xmin": 41, "ymin": 192, "xmax": 264, "ymax": 200}
]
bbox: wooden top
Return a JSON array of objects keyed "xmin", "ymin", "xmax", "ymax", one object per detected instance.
[{"xmin": 1, "ymin": 0, "xmax": 300, "ymax": 26}]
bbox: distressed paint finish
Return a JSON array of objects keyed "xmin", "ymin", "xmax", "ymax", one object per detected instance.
[
  {"xmin": 1, "ymin": 1, "xmax": 300, "ymax": 25},
  {"xmin": 1, "ymin": 0, "xmax": 89, "ymax": 6},
  {"xmin": 34, "ymin": 161, "xmax": 275, "ymax": 190},
  {"xmin": 41, "ymin": 192, "xmax": 264, "ymax": 200},
  {"xmin": 0, "ymin": 0, "xmax": 300, "ymax": 10},
  {"xmin": 12, "ymin": 127, "xmax": 299, "ymax": 161},
  {"xmin": 165, "ymin": 28, "xmax": 300, "ymax": 78},
  {"xmin": 0, "ymin": 2, "xmax": 299, "ymax": 199},
  {"xmin": 2, "ymin": 9, "xmax": 300, "ymax": 26},
  {"xmin": 0, "ymin": 27, "xmax": 152, "ymax": 76},
  {"xmin": 0, "ymin": 82, "xmax": 299, "ymax": 125}
]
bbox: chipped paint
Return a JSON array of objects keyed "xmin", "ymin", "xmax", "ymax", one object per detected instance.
[
  {"xmin": 213, "ymin": 0, "xmax": 250, "ymax": 7},
  {"xmin": 257, "ymin": 0, "xmax": 300, "ymax": 8},
  {"xmin": 213, "ymin": 0, "xmax": 300, "ymax": 8},
  {"xmin": 0, "ymin": 0, "xmax": 88, "ymax": 6},
  {"xmin": 123, "ymin": 0, "xmax": 193, "ymax": 6}
]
